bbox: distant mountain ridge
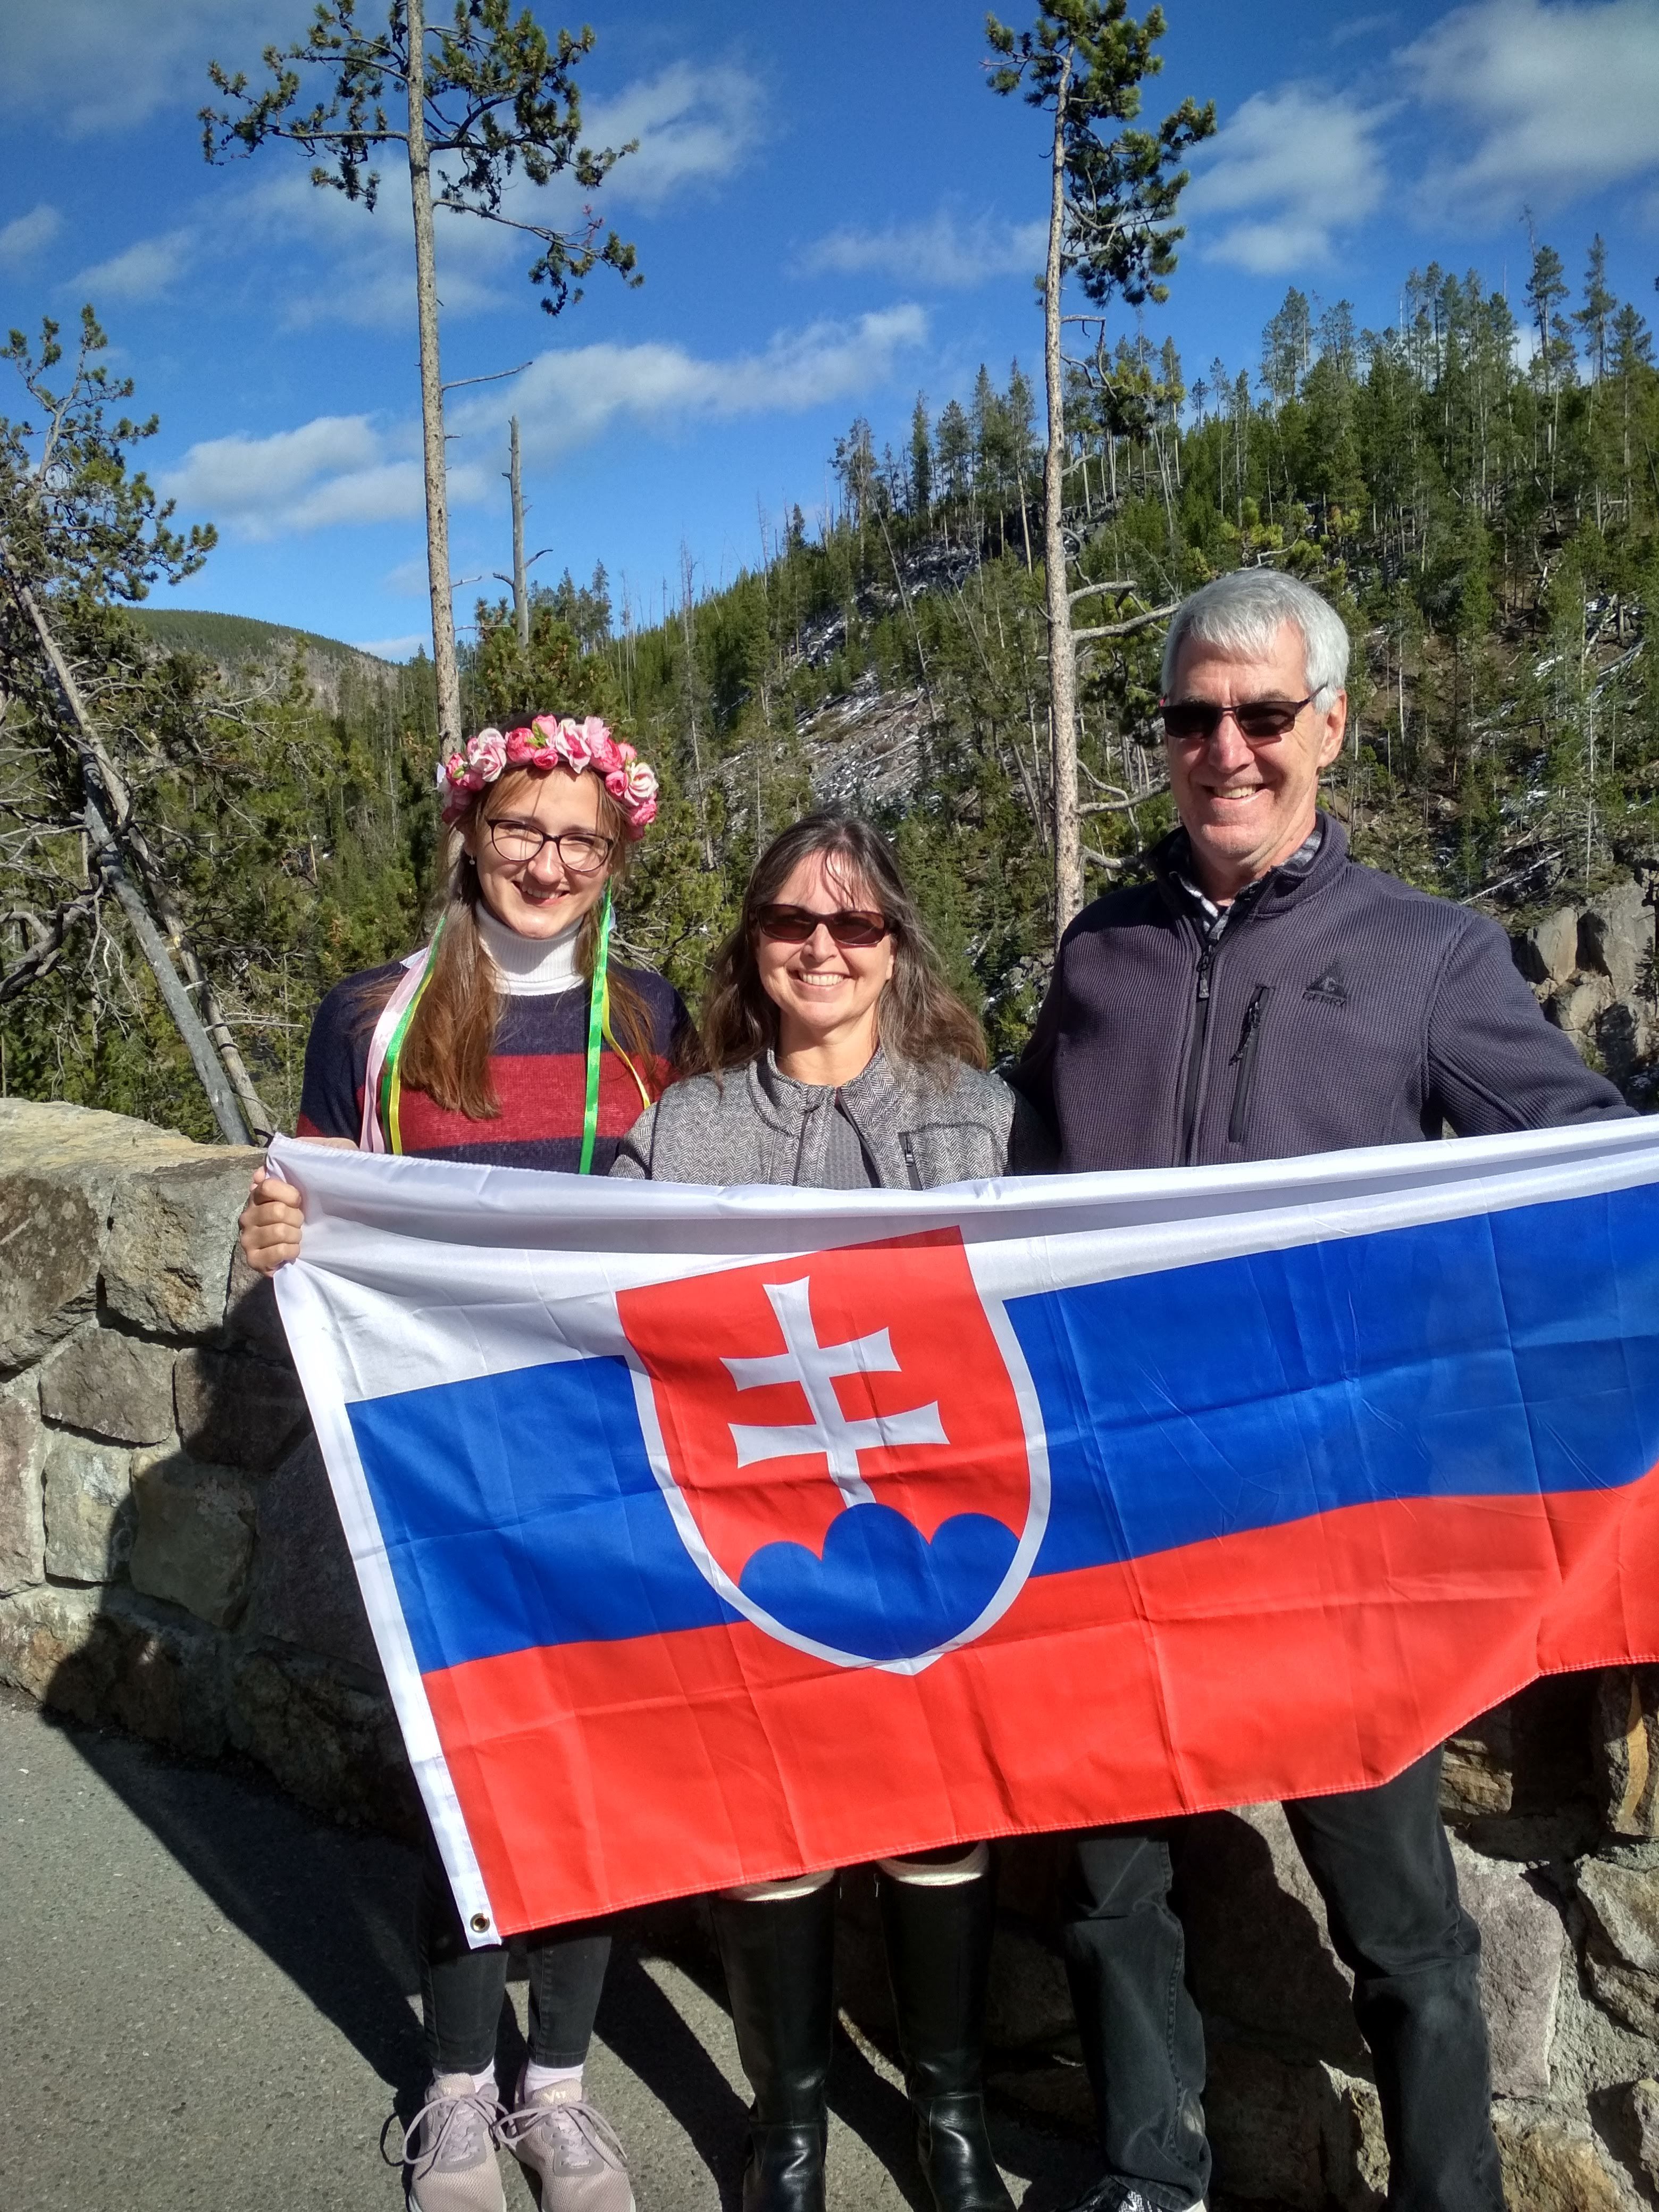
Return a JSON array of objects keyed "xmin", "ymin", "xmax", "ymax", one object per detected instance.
[{"xmin": 124, "ymin": 606, "xmax": 396, "ymax": 664}]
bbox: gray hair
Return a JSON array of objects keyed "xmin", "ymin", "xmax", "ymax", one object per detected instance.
[{"xmin": 1161, "ymin": 569, "xmax": 1351, "ymax": 706}]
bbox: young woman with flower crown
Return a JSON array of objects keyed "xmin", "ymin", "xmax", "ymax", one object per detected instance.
[{"xmin": 239, "ymin": 711, "xmax": 684, "ymax": 2212}]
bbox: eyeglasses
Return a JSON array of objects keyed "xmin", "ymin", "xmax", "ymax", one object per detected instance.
[
  {"xmin": 1160, "ymin": 695, "xmax": 1314, "ymax": 743},
  {"xmin": 487, "ymin": 819, "xmax": 615, "ymax": 874},
  {"xmin": 753, "ymin": 903, "xmax": 891, "ymax": 948}
]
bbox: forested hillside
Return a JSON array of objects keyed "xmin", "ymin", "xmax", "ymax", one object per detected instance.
[{"xmin": 3, "ymin": 234, "xmax": 1656, "ymax": 1135}]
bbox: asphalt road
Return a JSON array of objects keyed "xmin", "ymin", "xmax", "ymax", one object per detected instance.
[{"xmin": 0, "ymin": 1688, "xmax": 1094, "ymax": 2211}]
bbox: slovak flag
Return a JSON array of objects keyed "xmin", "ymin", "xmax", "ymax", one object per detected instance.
[{"xmin": 271, "ymin": 1120, "xmax": 1659, "ymax": 1945}]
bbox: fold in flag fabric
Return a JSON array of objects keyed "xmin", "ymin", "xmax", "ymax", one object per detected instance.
[{"xmin": 270, "ymin": 1121, "xmax": 1659, "ymax": 1943}]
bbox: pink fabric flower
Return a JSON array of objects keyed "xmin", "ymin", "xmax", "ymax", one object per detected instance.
[
  {"xmin": 530, "ymin": 714, "xmax": 562, "ymax": 747},
  {"xmin": 625, "ymin": 795, "xmax": 658, "ymax": 836},
  {"xmin": 554, "ymin": 716, "xmax": 593, "ymax": 772},
  {"xmin": 622, "ymin": 758, "xmax": 658, "ymax": 807},
  {"xmin": 467, "ymin": 727, "xmax": 507, "ymax": 780},
  {"xmin": 506, "ymin": 725, "xmax": 539, "ymax": 765}
]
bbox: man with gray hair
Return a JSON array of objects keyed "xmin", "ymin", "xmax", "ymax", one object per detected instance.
[{"xmin": 1013, "ymin": 568, "xmax": 1629, "ymax": 2212}]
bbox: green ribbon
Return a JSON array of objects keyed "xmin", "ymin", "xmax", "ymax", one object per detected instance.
[
  {"xmin": 577, "ymin": 889, "xmax": 614, "ymax": 1176},
  {"xmin": 378, "ymin": 915, "xmax": 444, "ymax": 1153}
]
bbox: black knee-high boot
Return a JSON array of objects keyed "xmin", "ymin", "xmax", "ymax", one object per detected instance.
[
  {"xmin": 711, "ymin": 1883, "xmax": 838, "ymax": 2212},
  {"xmin": 877, "ymin": 1868, "xmax": 1016, "ymax": 2212}
]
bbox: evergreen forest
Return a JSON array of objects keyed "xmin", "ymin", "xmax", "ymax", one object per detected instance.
[{"xmin": 3, "ymin": 231, "xmax": 1657, "ymax": 1138}]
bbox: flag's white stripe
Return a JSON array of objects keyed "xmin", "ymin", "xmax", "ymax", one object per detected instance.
[
  {"xmin": 273, "ymin": 1258, "xmax": 495, "ymax": 1941},
  {"xmin": 269, "ymin": 1121, "xmax": 1659, "ymax": 1405}
]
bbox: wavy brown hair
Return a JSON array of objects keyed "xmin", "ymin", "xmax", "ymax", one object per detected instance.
[
  {"xmin": 690, "ymin": 813, "xmax": 986, "ymax": 1078},
  {"xmin": 368, "ymin": 767, "xmax": 663, "ymax": 1122}
]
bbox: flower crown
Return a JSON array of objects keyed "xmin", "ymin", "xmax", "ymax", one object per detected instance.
[{"xmin": 437, "ymin": 715, "xmax": 659, "ymax": 838}]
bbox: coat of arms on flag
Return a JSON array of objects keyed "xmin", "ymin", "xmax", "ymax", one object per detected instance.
[
  {"xmin": 272, "ymin": 1120, "xmax": 1659, "ymax": 1942},
  {"xmin": 619, "ymin": 1230, "xmax": 1045, "ymax": 1670}
]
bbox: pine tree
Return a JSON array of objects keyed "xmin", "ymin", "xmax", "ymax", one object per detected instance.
[
  {"xmin": 909, "ymin": 394, "xmax": 933, "ymax": 520},
  {"xmin": 986, "ymin": 0, "xmax": 1213, "ymax": 939},
  {"xmin": 203, "ymin": 0, "xmax": 640, "ymax": 756}
]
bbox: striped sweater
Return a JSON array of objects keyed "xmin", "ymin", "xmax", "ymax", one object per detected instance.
[{"xmin": 297, "ymin": 958, "xmax": 689, "ymax": 1173}]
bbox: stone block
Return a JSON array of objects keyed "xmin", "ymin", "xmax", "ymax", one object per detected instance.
[
  {"xmin": 0, "ymin": 1374, "xmax": 48, "ymax": 1594},
  {"xmin": 1494, "ymin": 2108, "xmax": 1638, "ymax": 2212},
  {"xmin": 103, "ymin": 1153, "xmax": 261, "ymax": 1338},
  {"xmin": 173, "ymin": 1346, "xmax": 307, "ymax": 1474},
  {"xmin": 221, "ymin": 1239, "xmax": 291, "ymax": 1363},
  {"xmin": 0, "ymin": 1580, "xmax": 102, "ymax": 1703},
  {"xmin": 1515, "ymin": 907, "xmax": 1581, "ymax": 987},
  {"xmin": 1624, "ymin": 2078, "xmax": 1659, "ymax": 2190},
  {"xmin": 42, "ymin": 1431, "xmax": 135, "ymax": 1584},
  {"xmin": 1176, "ymin": 1803, "xmax": 1365, "ymax": 2066},
  {"xmin": 0, "ymin": 1170, "xmax": 105, "ymax": 1373},
  {"xmin": 1205, "ymin": 2044, "xmax": 1384, "ymax": 2211},
  {"xmin": 225, "ymin": 1640, "xmax": 419, "ymax": 1836},
  {"xmin": 1578, "ymin": 1858, "xmax": 1659, "ymax": 2036},
  {"xmin": 39, "ymin": 1325, "xmax": 177, "ymax": 1445},
  {"xmin": 1443, "ymin": 1703, "xmax": 1516, "ymax": 1817},
  {"xmin": 1451, "ymin": 1841, "xmax": 1563, "ymax": 2098},
  {"xmin": 0, "ymin": 1581, "xmax": 228, "ymax": 1757},
  {"xmin": 1580, "ymin": 881, "xmax": 1652, "ymax": 1001},
  {"xmin": 243, "ymin": 1432, "xmax": 376, "ymax": 1673},
  {"xmin": 1549, "ymin": 974, "xmax": 1614, "ymax": 1038},
  {"xmin": 1596, "ymin": 1669, "xmax": 1659, "ymax": 1838},
  {"xmin": 1596, "ymin": 1000, "xmax": 1655, "ymax": 1088},
  {"xmin": 128, "ymin": 1448, "xmax": 257, "ymax": 1629}
]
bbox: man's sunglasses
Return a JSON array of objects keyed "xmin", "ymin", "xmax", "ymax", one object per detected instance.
[
  {"xmin": 753, "ymin": 903, "xmax": 891, "ymax": 948},
  {"xmin": 1160, "ymin": 694, "xmax": 1314, "ymax": 743}
]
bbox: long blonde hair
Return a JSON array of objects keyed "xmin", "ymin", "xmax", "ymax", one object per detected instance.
[{"xmin": 376, "ymin": 767, "xmax": 660, "ymax": 1121}]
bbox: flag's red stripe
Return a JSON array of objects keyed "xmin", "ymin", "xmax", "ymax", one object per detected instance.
[{"xmin": 423, "ymin": 1470, "xmax": 1659, "ymax": 1934}]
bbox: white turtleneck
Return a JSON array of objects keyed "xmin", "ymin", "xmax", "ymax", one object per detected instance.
[{"xmin": 475, "ymin": 902, "xmax": 584, "ymax": 996}]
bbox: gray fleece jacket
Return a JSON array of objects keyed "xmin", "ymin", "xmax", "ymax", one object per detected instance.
[{"xmin": 611, "ymin": 1048, "xmax": 1032, "ymax": 1189}]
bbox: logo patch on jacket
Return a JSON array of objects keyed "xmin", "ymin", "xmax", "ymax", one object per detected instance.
[{"xmin": 1305, "ymin": 966, "xmax": 1348, "ymax": 1006}]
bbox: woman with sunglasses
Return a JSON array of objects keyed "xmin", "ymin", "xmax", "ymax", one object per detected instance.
[
  {"xmin": 238, "ymin": 714, "xmax": 685, "ymax": 2212},
  {"xmin": 614, "ymin": 814, "xmax": 1036, "ymax": 2212}
]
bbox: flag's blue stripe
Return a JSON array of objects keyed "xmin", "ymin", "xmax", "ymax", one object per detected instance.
[
  {"xmin": 348, "ymin": 1184, "xmax": 1659, "ymax": 1676},
  {"xmin": 1011, "ymin": 1181, "xmax": 1659, "ymax": 1577}
]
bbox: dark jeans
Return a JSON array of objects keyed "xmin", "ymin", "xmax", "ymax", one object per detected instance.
[
  {"xmin": 417, "ymin": 1823, "xmax": 610, "ymax": 2075},
  {"xmin": 1062, "ymin": 1749, "xmax": 1504, "ymax": 2212}
]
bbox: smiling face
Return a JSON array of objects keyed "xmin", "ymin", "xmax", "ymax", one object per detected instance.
[
  {"xmin": 754, "ymin": 849, "xmax": 897, "ymax": 1083},
  {"xmin": 1164, "ymin": 621, "xmax": 1347, "ymax": 902},
  {"xmin": 460, "ymin": 766, "xmax": 615, "ymax": 939}
]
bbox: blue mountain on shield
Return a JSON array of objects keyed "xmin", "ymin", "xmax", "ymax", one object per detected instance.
[{"xmin": 740, "ymin": 1504, "xmax": 1020, "ymax": 1663}]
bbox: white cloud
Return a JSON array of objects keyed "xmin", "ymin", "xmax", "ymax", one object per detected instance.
[
  {"xmin": 353, "ymin": 633, "xmax": 429, "ymax": 662},
  {"xmin": 0, "ymin": 0, "xmax": 279, "ymax": 135},
  {"xmin": 382, "ymin": 557, "xmax": 434, "ymax": 599},
  {"xmin": 457, "ymin": 306, "xmax": 930, "ymax": 460},
  {"xmin": 1183, "ymin": 85, "xmax": 1389, "ymax": 272},
  {"xmin": 0, "ymin": 203, "xmax": 62, "ymax": 267},
  {"xmin": 583, "ymin": 62, "xmax": 766, "ymax": 210},
  {"xmin": 1398, "ymin": 0, "xmax": 1659, "ymax": 222},
  {"xmin": 69, "ymin": 228, "xmax": 196, "ymax": 303},
  {"xmin": 800, "ymin": 208, "xmax": 1048, "ymax": 290},
  {"xmin": 160, "ymin": 408, "xmax": 489, "ymax": 538}
]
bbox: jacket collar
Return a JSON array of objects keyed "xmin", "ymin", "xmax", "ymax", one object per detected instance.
[
  {"xmin": 1153, "ymin": 810, "xmax": 1347, "ymax": 933},
  {"xmin": 745, "ymin": 1045, "xmax": 897, "ymax": 1130}
]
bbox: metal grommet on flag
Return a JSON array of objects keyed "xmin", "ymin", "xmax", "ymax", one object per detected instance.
[{"xmin": 470, "ymin": 1912, "xmax": 491, "ymax": 1934}]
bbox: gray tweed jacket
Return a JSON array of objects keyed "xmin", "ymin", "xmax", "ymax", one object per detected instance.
[{"xmin": 611, "ymin": 1048, "xmax": 1042, "ymax": 1189}]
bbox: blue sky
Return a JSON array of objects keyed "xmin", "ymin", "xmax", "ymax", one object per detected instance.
[{"xmin": 2, "ymin": 0, "xmax": 1657, "ymax": 658}]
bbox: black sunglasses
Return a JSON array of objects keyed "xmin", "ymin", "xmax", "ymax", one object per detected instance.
[
  {"xmin": 1160, "ymin": 694, "xmax": 1314, "ymax": 743},
  {"xmin": 753, "ymin": 903, "xmax": 891, "ymax": 948}
]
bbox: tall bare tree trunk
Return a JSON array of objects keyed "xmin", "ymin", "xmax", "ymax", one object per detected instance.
[
  {"xmin": 407, "ymin": 0, "xmax": 462, "ymax": 751},
  {"xmin": 1042, "ymin": 50, "xmax": 1082, "ymax": 941},
  {"xmin": 508, "ymin": 415, "xmax": 529, "ymax": 647},
  {"xmin": 11, "ymin": 573, "xmax": 265, "ymax": 1142}
]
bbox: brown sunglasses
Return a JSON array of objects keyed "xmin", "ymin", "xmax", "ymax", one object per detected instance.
[{"xmin": 753, "ymin": 903, "xmax": 891, "ymax": 948}]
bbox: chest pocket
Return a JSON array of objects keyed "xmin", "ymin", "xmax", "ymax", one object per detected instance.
[{"xmin": 898, "ymin": 1123, "xmax": 1007, "ymax": 1191}]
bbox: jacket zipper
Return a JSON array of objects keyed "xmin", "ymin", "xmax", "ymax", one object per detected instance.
[
  {"xmin": 1227, "ymin": 985, "xmax": 1272, "ymax": 1146},
  {"xmin": 899, "ymin": 1131, "xmax": 924, "ymax": 1191},
  {"xmin": 1178, "ymin": 932, "xmax": 1220, "ymax": 1162}
]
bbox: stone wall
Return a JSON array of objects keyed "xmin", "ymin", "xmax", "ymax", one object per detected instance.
[
  {"xmin": 4, "ymin": 1094, "xmax": 1659, "ymax": 2208},
  {"xmin": 1514, "ymin": 876, "xmax": 1659, "ymax": 1104}
]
